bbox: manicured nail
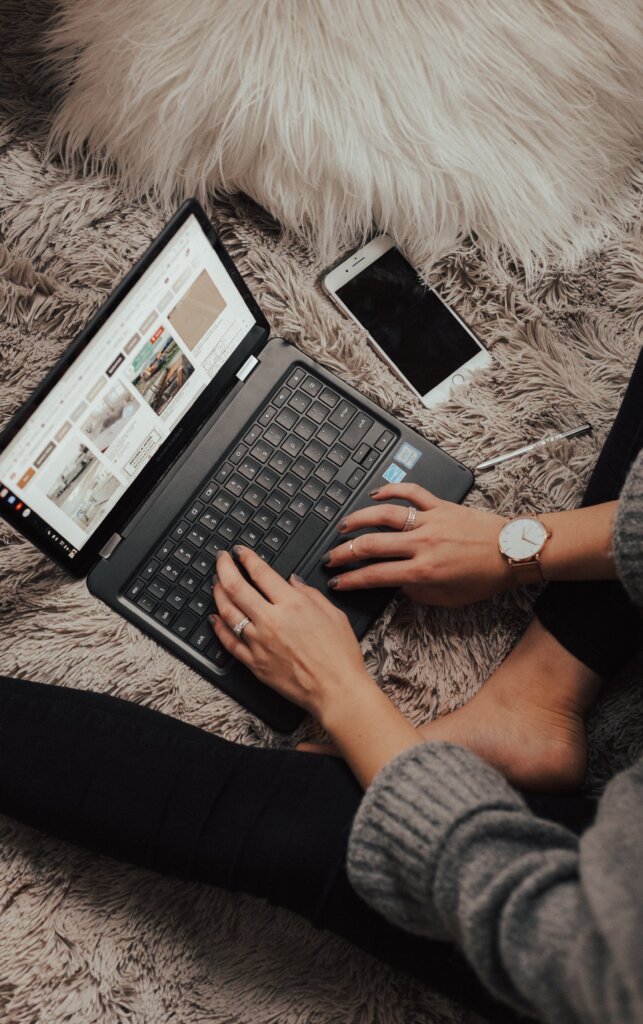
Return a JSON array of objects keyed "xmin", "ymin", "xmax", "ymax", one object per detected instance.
[
  {"xmin": 321, "ymin": 551, "xmax": 332, "ymax": 566},
  {"xmin": 369, "ymin": 488, "xmax": 380, "ymax": 497},
  {"xmin": 232, "ymin": 544, "xmax": 245, "ymax": 557},
  {"xmin": 290, "ymin": 573, "xmax": 306, "ymax": 584},
  {"xmin": 328, "ymin": 576, "xmax": 339, "ymax": 590},
  {"xmin": 208, "ymin": 614, "xmax": 219, "ymax": 629},
  {"xmin": 214, "ymin": 548, "xmax": 225, "ymax": 561},
  {"xmin": 337, "ymin": 517, "xmax": 348, "ymax": 531},
  {"xmin": 212, "ymin": 573, "xmax": 218, "ymax": 587}
]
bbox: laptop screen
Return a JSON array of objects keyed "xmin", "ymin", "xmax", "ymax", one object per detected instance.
[{"xmin": 0, "ymin": 211, "xmax": 260, "ymax": 563}]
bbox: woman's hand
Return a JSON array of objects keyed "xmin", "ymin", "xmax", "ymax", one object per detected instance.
[
  {"xmin": 323, "ymin": 483, "xmax": 512, "ymax": 607},
  {"xmin": 210, "ymin": 546, "xmax": 372, "ymax": 721}
]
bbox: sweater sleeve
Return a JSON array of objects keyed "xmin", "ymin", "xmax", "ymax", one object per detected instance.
[{"xmin": 347, "ymin": 743, "xmax": 643, "ymax": 1023}]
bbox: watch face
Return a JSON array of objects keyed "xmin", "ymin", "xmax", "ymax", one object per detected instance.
[{"xmin": 499, "ymin": 517, "xmax": 548, "ymax": 562}]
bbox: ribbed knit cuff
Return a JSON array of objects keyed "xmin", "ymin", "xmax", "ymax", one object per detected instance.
[
  {"xmin": 347, "ymin": 742, "xmax": 525, "ymax": 941},
  {"xmin": 613, "ymin": 450, "xmax": 643, "ymax": 609}
]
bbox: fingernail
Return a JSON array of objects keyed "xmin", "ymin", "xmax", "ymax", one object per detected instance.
[
  {"xmin": 328, "ymin": 576, "xmax": 339, "ymax": 590},
  {"xmin": 369, "ymin": 488, "xmax": 380, "ymax": 497},
  {"xmin": 290, "ymin": 573, "xmax": 306, "ymax": 584},
  {"xmin": 321, "ymin": 551, "xmax": 331, "ymax": 566},
  {"xmin": 208, "ymin": 614, "xmax": 219, "ymax": 629},
  {"xmin": 212, "ymin": 573, "xmax": 218, "ymax": 587},
  {"xmin": 232, "ymin": 544, "xmax": 245, "ymax": 557},
  {"xmin": 337, "ymin": 517, "xmax": 348, "ymax": 531},
  {"xmin": 214, "ymin": 548, "xmax": 224, "ymax": 561}
]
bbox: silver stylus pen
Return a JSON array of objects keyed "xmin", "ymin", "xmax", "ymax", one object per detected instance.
[{"xmin": 476, "ymin": 423, "xmax": 592, "ymax": 471}]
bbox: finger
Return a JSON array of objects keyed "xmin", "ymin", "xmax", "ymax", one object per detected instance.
[
  {"xmin": 209, "ymin": 613, "xmax": 256, "ymax": 669},
  {"xmin": 296, "ymin": 741, "xmax": 342, "ymax": 757},
  {"xmin": 213, "ymin": 578, "xmax": 259, "ymax": 643},
  {"xmin": 328, "ymin": 560, "xmax": 417, "ymax": 591},
  {"xmin": 368, "ymin": 483, "xmax": 440, "ymax": 511},
  {"xmin": 232, "ymin": 544, "xmax": 292, "ymax": 603},
  {"xmin": 323, "ymin": 530, "xmax": 413, "ymax": 569},
  {"xmin": 214, "ymin": 550, "xmax": 269, "ymax": 620},
  {"xmin": 336, "ymin": 502, "xmax": 414, "ymax": 535}
]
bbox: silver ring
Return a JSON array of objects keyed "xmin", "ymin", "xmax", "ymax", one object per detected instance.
[
  {"xmin": 402, "ymin": 506, "xmax": 417, "ymax": 532},
  {"xmin": 232, "ymin": 616, "xmax": 251, "ymax": 639},
  {"xmin": 349, "ymin": 539, "xmax": 359, "ymax": 562}
]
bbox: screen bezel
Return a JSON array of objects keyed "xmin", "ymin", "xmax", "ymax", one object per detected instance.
[{"xmin": 0, "ymin": 198, "xmax": 270, "ymax": 577}]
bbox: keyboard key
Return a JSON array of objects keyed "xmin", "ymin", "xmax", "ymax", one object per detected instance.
[
  {"xmin": 314, "ymin": 461, "xmax": 336, "ymax": 484},
  {"xmin": 302, "ymin": 375, "xmax": 322, "ymax": 396},
  {"xmin": 231, "ymin": 501, "xmax": 252, "ymax": 525},
  {"xmin": 307, "ymin": 401, "xmax": 327, "ymax": 424},
  {"xmin": 193, "ymin": 553, "xmax": 214, "ymax": 575},
  {"xmin": 199, "ymin": 509, "xmax": 219, "ymax": 530},
  {"xmin": 269, "ymin": 451, "xmax": 291, "ymax": 474},
  {"xmin": 250, "ymin": 441, "xmax": 273, "ymax": 463},
  {"xmin": 154, "ymin": 605, "xmax": 174, "ymax": 626},
  {"xmin": 265, "ymin": 529, "xmax": 287, "ymax": 552},
  {"xmin": 225, "ymin": 473, "xmax": 246, "ymax": 497},
  {"xmin": 266, "ymin": 491, "xmax": 287, "ymax": 513},
  {"xmin": 214, "ymin": 463, "xmax": 233, "ymax": 484},
  {"xmin": 326, "ymin": 482, "xmax": 350, "ymax": 505},
  {"xmin": 141, "ymin": 559, "xmax": 159, "ymax": 580},
  {"xmin": 303, "ymin": 439, "xmax": 325, "ymax": 463},
  {"xmin": 179, "ymin": 570, "xmax": 200, "ymax": 593},
  {"xmin": 302, "ymin": 477, "xmax": 324, "ymax": 500},
  {"xmin": 253, "ymin": 507, "xmax": 275, "ymax": 530},
  {"xmin": 171, "ymin": 521, "xmax": 189, "ymax": 541},
  {"xmin": 189, "ymin": 625, "xmax": 212, "ymax": 652},
  {"xmin": 294, "ymin": 417, "xmax": 315, "ymax": 441},
  {"xmin": 239, "ymin": 457, "xmax": 260, "ymax": 481},
  {"xmin": 275, "ymin": 407, "xmax": 297, "ymax": 430},
  {"xmin": 160, "ymin": 562, "xmax": 182, "ymax": 583},
  {"xmin": 319, "ymin": 387, "xmax": 339, "ymax": 408},
  {"xmin": 346, "ymin": 467, "xmax": 366, "ymax": 488},
  {"xmin": 329, "ymin": 400, "xmax": 356, "ymax": 429},
  {"xmin": 240, "ymin": 524, "xmax": 261, "ymax": 547},
  {"xmin": 287, "ymin": 367, "xmax": 306, "ymax": 387},
  {"xmin": 229, "ymin": 443, "xmax": 246, "ymax": 464},
  {"xmin": 274, "ymin": 386, "xmax": 291, "ymax": 407},
  {"xmin": 354, "ymin": 442, "xmax": 370, "ymax": 464},
  {"xmin": 362, "ymin": 449, "xmax": 379, "ymax": 470},
  {"xmin": 186, "ymin": 500, "xmax": 204, "ymax": 521},
  {"xmin": 257, "ymin": 405, "xmax": 276, "ymax": 427},
  {"xmin": 136, "ymin": 593, "xmax": 156, "ymax": 614},
  {"xmin": 288, "ymin": 392, "xmax": 311, "ymax": 413},
  {"xmin": 317, "ymin": 423, "xmax": 339, "ymax": 446},
  {"xmin": 315, "ymin": 498, "xmax": 339, "ymax": 521},
  {"xmin": 204, "ymin": 536, "xmax": 226, "ymax": 557},
  {"xmin": 167, "ymin": 587, "xmax": 188, "ymax": 610},
  {"xmin": 256, "ymin": 546, "xmax": 274, "ymax": 563},
  {"xmin": 257, "ymin": 467, "xmax": 278, "ymax": 490},
  {"xmin": 174, "ymin": 543, "xmax": 196, "ymax": 565},
  {"xmin": 292, "ymin": 456, "xmax": 314, "ymax": 479},
  {"xmin": 282, "ymin": 435, "xmax": 304, "ymax": 457},
  {"xmin": 187, "ymin": 527, "xmax": 207, "ymax": 547},
  {"xmin": 171, "ymin": 610, "xmax": 198, "ymax": 639},
  {"xmin": 244, "ymin": 423, "xmax": 262, "ymax": 446},
  {"xmin": 265, "ymin": 424, "xmax": 286, "ymax": 446},
  {"xmin": 276, "ymin": 512, "xmax": 298, "ymax": 535},
  {"xmin": 156, "ymin": 540, "xmax": 173, "ymax": 561},
  {"xmin": 148, "ymin": 580, "xmax": 168, "ymax": 600},
  {"xmin": 279, "ymin": 473, "xmax": 299, "ymax": 497},
  {"xmin": 213, "ymin": 492, "xmax": 233, "ymax": 513},
  {"xmin": 328, "ymin": 443, "xmax": 350, "ymax": 467},
  {"xmin": 375, "ymin": 429, "xmax": 395, "ymax": 451},
  {"xmin": 201, "ymin": 480, "xmax": 218, "ymax": 501},
  {"xmin": 217, "ymin": 521, "xmax": 239, "ymax": 543},
  {"xmin": 244, "ymin": 484, "xmax": 266, "ymax": 509},
  {"xmin": 207, "ymin": 639, "xmax": 230, "ymax": 668},
  {"xmin": 189, "ymin": 593, "xmax": 210, "ymax": 616},
  {"xmin": 289, "ymin": 495, "xmax": 312, "ymax": 517},
  {"xmin": 342, "ymin": 413, "xmax": 373, "ymax": 449}
]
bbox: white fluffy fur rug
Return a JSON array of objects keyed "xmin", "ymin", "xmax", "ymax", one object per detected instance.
[
  {"xmin": 1, "ymin": 2, "xmax": 643, "ymax": 1023},
  {"xmin": 46, "ymin": 0, "xmax": 643, "ymax": 276}
]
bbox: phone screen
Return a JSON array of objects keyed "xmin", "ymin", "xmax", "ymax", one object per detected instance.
[{"xmin": 335, "ymin": 247, "xmax": 481, "ymax": 396}]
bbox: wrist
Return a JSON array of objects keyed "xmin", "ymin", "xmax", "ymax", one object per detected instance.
[
  {"xmin": 315, "ymin": 668, "xmax": 380, "ymax": 735},
  {"xmin": 538, "ymin": 503, "xmax": 617, "ymax": 581}
]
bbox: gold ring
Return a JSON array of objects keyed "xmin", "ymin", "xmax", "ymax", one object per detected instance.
[
  {"xmin": 402, "ymin": 506, "xmax": 417, "ymax": 532},
  {"xmin": 349, "ymin": 539, "xmax": 359, "ymax": 562}
]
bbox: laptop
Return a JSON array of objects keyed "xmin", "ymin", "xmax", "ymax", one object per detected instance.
[{"xmin": 0, "ymin": 199, "xmax": 473, "ymax": 731}]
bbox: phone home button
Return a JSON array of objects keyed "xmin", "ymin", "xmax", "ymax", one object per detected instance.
[{"xmin": 452, "ymin": 373, "xmax": 465, "ymax": 386}]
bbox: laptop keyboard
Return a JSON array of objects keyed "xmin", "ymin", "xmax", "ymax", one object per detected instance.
[{"xmin": 123, "ymin": 366, "xmax": 396, "ymax": 669}]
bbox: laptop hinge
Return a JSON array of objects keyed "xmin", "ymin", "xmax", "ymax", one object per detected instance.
[
  {"xmin": 99, "ymin": 532, "xmax": 123, "ymax": 560},
  {"xmin": 236, "ymin": 354, "xmax": 259, "ymax": 381}
]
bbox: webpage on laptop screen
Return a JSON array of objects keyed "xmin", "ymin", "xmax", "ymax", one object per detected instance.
[{"xmin": 0, "ymin": 215, "xmax": 256, "ymax": 556}]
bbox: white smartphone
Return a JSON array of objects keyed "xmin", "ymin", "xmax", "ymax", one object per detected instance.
[{"xmin": 323, "ymin": 235, "xmax": 492, "ymax": 408}]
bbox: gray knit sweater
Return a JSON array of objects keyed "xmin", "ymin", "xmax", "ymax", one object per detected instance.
[{"xmin": 348, "ymin": 450, "xmax": 643, "ymax": 1024}]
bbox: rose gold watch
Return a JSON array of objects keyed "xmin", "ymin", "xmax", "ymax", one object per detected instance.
[{"xmin": 498, "ymin": 516, "xmax": 552, "ymax": 582}]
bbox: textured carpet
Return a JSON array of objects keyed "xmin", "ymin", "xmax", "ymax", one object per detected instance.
[{"xmin": 1, "ymin": 4, "xmax": 643, "ymax": 1024}]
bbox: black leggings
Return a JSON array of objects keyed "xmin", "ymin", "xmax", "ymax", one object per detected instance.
[{"xmin": 1, "ymin": 351, "xmax": 642, "ymax": 1023}]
